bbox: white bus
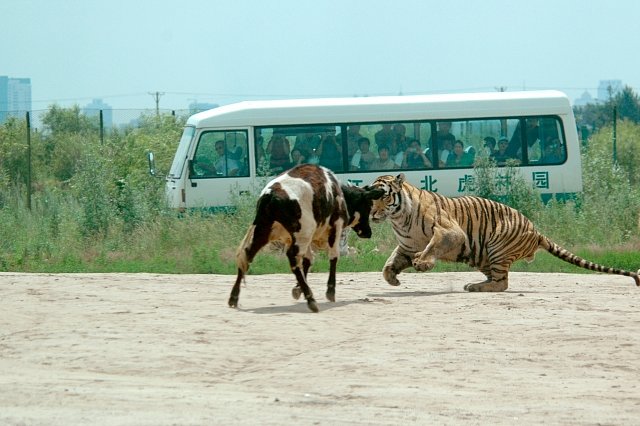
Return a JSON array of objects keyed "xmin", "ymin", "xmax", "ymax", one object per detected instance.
[{"xmin": 165, "ymin": 90, "xmax": 581, "ymax": 210}]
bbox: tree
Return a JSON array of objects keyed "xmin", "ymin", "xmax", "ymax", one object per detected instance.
[
  {"xmin": 41, "ymin": 104, "xmax": 96, "ymax": 136},
  {"xmin": 38, "ymin": 105, "xmax": 100, "ymax": 181},
  {"xmin": 616, "ymin": 85, "xmax": 640, "ymax": 123},
  {"xmin": 574, "ymin": 85, "xmax": 640, "ymax": 132},
  {"xmin": 0, "ymin": 116, "xmax": 29, "ymax": 185}
]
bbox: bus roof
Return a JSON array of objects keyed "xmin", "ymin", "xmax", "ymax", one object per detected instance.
[{"xmin": 187, "ymin": 90, "xmax": 571, "ymax": 128}]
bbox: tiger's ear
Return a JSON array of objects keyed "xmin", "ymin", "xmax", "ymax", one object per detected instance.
[{"xmin": 395, "ymin": 173, "xmax": 406, "ymax": 186}]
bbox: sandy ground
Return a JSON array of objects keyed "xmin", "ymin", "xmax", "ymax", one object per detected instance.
[{"xmin": 1, "ymin": 270, "xmax": 640, "ymax": 425}]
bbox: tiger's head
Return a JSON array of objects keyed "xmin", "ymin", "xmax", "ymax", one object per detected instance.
[{"xmin": 369, "ymin": 173, "xmax": 406, "ymax": 223}]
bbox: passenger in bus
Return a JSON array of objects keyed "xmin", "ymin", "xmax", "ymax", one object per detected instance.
[
  {"xmin": 294, "ymin": 132, "xmax": 321, "ymax": 159},
  {"xmin": 429, "ymin": 121, "xmax": 455, "ymax": 145},
  {"xmin": 542, "ymin": 139, "xmax": 564, "ymax": 163},
  {"xmin": 375, "ymin": 123, "xmax": 395, "ymax": 148},
  {"xmin": 446, "ymin": 140, "xmax": 475, "ymax": 167},
  {"xmin": 339, "ymin": 125, "xmax": 363, "ymax": 158},
  {"xmin": 393, "ymin": 124, "xmax": 409, "ymax": 147},
  {"xmin": 317, "ymin": 134, "xmax": 343, "ymax": 171},
  {"xmin": 483, "ymin": 136, "xmax": 497, "ymax": 156},
  {"xmin": 210, "ymin": 139, "xmax": 240, "ymax": 176},
  {"xmin": 437, "ymin": 133, "xmax": 455, "ymax": 167},
  {"xmin": 266, "ymin": 133, "xmax": 291, "ymax": 173},
  {"xmin": 389, "ymin": 134, "xmax": 407, "ymax": 167},
  {"xmin": 255, "ymin": 135, "xmax": 274, "ymax": 175},
  {"xmin": 226, "ymin": 133, "xmax": 245, "ymax": 161},
  {"xmin": 371, "ymin": 145, "xmax": 397, "ymax": 170},
  {"xmin": 350, "ymin": 137, "xmax": 376, "ymax": 171},
  {"xmin": 491, "ymin": 137, "xmax": 517, "ymax": 165},
  {"xmin": 290, "ymin": 147, "xmax": 306, "ymax": 166},
  {"xmin": 402, "ymin": 139, "xmax": 433, "ymax": 169}
]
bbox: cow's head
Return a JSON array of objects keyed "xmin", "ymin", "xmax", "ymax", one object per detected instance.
[{"xmin": 341, "ymin": 184, "xmax": 385, "ymax": 238}]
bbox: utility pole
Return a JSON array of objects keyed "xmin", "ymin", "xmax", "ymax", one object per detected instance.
[
  {"xmin": 612, "ymin": 105, "xmax": 618, "ymax": 165},
  {"xmin": 149, "ymin": 91, "xmax": 165, "ymax": 116}
]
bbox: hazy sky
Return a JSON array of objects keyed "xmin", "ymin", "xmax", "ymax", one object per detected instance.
[{"xmin": 3, "ymin": 0, "xmax": 639, "ymax": 111}]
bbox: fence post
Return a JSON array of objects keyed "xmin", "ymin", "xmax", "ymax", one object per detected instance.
[
  {"xmin": 612, "ymin": 105, "xmax": 617, "ymax": 165},
  {"xmin": 26, "ymin": 111, "xmax": 32, "ymax": 210},
  {"xmin": 99, "ymin": 109, "xmax": 104, "ymax": 145}
]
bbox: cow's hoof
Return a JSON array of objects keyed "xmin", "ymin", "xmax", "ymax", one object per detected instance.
[
  {"xmin": 307, "ymin": 300, "xmax": 319, "ymax": 313},
  {"xmin": 292, "ymin": 286, "xmax": 302, "ymax": 300}
]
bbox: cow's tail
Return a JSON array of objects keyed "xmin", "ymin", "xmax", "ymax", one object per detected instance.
[
  {"xmin": 235, "ymin": 225, "xmax": 256, "ymax": 282},
  {"xmin": 235, "ymin": 194, "xmax": 275, "ymax": 282}
]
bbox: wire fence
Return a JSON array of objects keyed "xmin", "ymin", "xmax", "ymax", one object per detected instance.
[
  {"xmin": 1, "ymin": 108, "xmax": 196, "ymax": 138},
  {"xmin": 1, "ymin": 107, "xmax": 205, "ymax": 209}
]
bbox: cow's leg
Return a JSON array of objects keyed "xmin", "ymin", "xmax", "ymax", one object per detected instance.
[
  {"xmin": 325, "ymin": 226, "xmax": 341, "ymax": 302},
  {"xmin": 326, "ymin": 257, "xmax": 338, "ymax": 302},
  {"xmin": 287, "ymin": 243, "xmax": 318, "ymax": 312},
  {"xmin": 292, "ymin": 246, "xmax": 314, "ymax": 300},
  {"xmin": 228, "ymin": 271, "xmax": 244, "ymax": 308},
  {"xmin": 302, "ymin": 257, "xmax": 312, "ymax": 277}
]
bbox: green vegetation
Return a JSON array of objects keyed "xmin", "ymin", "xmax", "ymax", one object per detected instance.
[{"xmin": 1, "ymin": 100, "xmax": 639, "ymax": 275}]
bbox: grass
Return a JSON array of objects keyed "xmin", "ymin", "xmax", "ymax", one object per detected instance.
[
  {"xmin": 2, "ymin": 114, "xmax": 640, "ymax": 276},
  {"xmin": 2, "ymin": 186, "xmax": 639, "ymax": 276}
]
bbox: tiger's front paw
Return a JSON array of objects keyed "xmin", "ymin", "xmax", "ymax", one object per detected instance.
[
  {"xmin": 412, "ymin": 258, "xmax": 435, "ymax": 272},
  {"xmin": 383, "ymin": 267, "xmax": 401, "ymax": 286}
]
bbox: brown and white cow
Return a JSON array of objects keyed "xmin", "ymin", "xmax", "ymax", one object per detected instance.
[{"xmin": 228, "ymin": 164, "xmax": 384, "ymax": 312}]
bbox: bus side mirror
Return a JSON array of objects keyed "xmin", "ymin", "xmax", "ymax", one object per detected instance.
[{"xmin": 147, "ymin": 152, "xmax": 156, "ymax": 176}]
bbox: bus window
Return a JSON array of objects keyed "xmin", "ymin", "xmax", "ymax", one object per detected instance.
[
  {"xmin": 341, "ymin": 121, "xmax": 430, "ymax": 172},
  {"xmin": 503, "ymin": 117, "xmax": 564, "ymax": 165},
  {"xmin": 256, "ymin": 125, "xmax": 339, "ymax": 175},
  {"xmin": 443, "ymin": 118, "xmax": 519, "ymax": 166},
  {"xmin": 344, "ymin": 123, "xmax": 400, "ymax": 171},
  {"xmin": 191, "ymin": 130, "xmax": 249, "ymax": 178},
  {"xmin": 424, "ymin": 118, "xmax": 523, "ymax": 168}
]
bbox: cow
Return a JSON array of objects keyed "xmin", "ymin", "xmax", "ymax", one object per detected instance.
[{"xmin": 228, "ymin": 164, "xmax": 384, "ymax": 312}]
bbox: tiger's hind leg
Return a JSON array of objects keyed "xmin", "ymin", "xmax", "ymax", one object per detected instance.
[
  {"xmin": 465, "ymin": 264, "xmax": 509, "ymax": 292},
  {"xmin": 463, "ymin": 268, "xmax": 492, "ymax": 291},
  {"xmin": 383, "ymin": 246, "xmax": 413, "ymax": 286}
]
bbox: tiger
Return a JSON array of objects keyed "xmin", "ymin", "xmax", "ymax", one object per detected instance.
[{"xmin": 369, "ymin": 173, "xmax": 640, "ymax": 291}]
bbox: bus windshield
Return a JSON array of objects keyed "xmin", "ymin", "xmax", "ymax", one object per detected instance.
[{"xmin": 168, "ymin": 126, "xmax": 195, "ymax": 178}]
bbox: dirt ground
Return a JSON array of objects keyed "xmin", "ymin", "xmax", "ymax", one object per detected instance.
[{"xmin": 1, "ymin": 270, "xmax": 640, "ymax": 425}]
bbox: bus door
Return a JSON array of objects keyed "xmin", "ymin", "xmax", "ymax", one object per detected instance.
[{"xmin": 186, "ymin": 129, "xmax": 251, "ymax": 209}]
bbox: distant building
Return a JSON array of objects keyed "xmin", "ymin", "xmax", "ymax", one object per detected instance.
[
  {"xmin": 0, "ymin": 75, "xmax": 32, "ymax": 124},
  {"xmin": 83, "ymin": 98, "xmax": 113, "ymax": 129},
  {"xmin": 597, "ymin": 79, "xmax": 622, "ymax": 102},
  {"xmin": 574, "ymin": 90, "xmax": 594, "ymax": 107}
]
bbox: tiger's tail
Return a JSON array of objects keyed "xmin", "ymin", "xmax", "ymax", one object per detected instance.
[{"xmin": 540, "ymin": 236, "xmax": 640, "ymax": 286}]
